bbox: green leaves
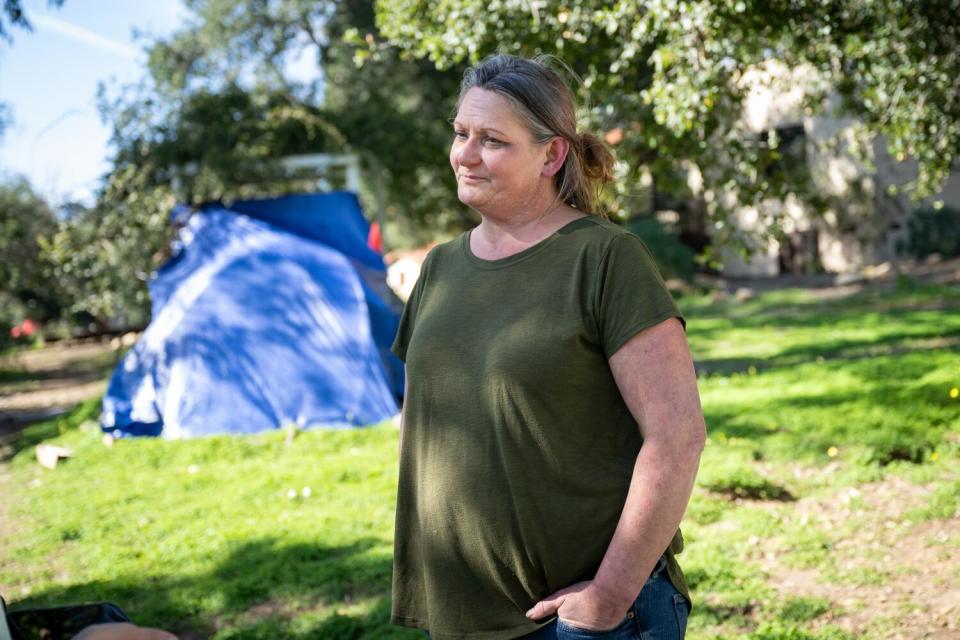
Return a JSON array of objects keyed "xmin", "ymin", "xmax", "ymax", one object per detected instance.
[
  {"xmin": 22, "ymin": 0, "xmax": 960, "ymax": 328},
  {"xmin": 40, "ymin": 179, "xmax": 174, "ymax": 327},
  {"xmin": 0, "ymin": 178, "xmax": 63, "ymax": 342},
  {"xmin": 376, "ymin": 0, "xmax": 959, "ymax": 229}
]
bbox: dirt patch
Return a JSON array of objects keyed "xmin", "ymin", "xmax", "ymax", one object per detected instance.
[
  {"xmin": 755, "ymin": 474, "xmax": 960, "ymax": 638},
  {"xmin": 0, "ymin": 339, "xmax": 122, "ymax": 437}
]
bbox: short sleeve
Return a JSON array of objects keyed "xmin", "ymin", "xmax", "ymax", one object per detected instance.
[
  {"xmin": 391, "ymin": 252, "xmax": 432, "ymax": 363},
  {"xmin": 595, "ymin": 233, "xmax": 685, "ymax": 359}
]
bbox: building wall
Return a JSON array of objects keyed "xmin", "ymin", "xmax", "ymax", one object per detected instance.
[{"xmin": 716, "ymin": 64, "xmax": 960, "ymax": 276}]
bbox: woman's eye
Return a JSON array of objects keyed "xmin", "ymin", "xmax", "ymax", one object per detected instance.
[
  {"xmin": 453, "ymin": 130, "xmax": 468, "ymax": 139},
  {"xmin": 483, "ymin": 137, "xmax": 504, "ymax": 146}
]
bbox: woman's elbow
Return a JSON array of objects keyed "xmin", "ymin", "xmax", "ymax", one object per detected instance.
[
  {"xmin": 668, "ymin": 414, "xmax": 707, "ymax": 466},
  {"xmin": 643, "ymin": 413, "xmax": 707, "ymax": 466}
]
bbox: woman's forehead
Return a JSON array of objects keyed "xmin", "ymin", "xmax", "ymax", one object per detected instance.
[{"xmin": 454, "ymin": 88, "xmax": 526, "ymax": 132}]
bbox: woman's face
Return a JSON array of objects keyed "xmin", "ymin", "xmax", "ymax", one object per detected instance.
[{"xmin": 450, "ymin": 88, "xmax": 556, "ymax": 217}]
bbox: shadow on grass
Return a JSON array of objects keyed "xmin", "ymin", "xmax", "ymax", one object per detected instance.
[
  {"xmin": 0, "ymin": 368, "xmax": 48, "ymax": 385},
  {"xmin": 0, "ymin": 397, "xmax": 101, "ymax": 462},
  {"xmin": 683, "ymin": 280, "xmax": 960, "ymax": 324},
  {"xmin": 686, "ymin": 281, "xmax": 960, "ymax": 376},
  {"xmin": 6, "ymin": 537, "xmax": 419, "ymax": 639},
  {"xmin": 703, "ymin": 372, "xmax": 957, "ymax": 464},
  {"xmin": 693, "ymin": 326, "xmax": 960, "ymax": 376},
  {"xmin": 0, "ymin": 348, "xmax": 119, "ymax": 390},
  {"xmin": 0, "ymin": 367, "xmax": 113, "ymax": 389}
]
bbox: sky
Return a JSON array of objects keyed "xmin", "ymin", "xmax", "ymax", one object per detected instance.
[{"xmin": 0, "ymin": 0, "xmax": 191, "ymax": 205}]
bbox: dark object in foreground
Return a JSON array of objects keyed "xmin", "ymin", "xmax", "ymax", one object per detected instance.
[{"xmin": 2, "ymin": 596, "xmax": 129, "ymax": 639}]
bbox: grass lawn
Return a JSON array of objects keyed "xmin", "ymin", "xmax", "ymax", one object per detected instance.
[{"xmin": 2, "ymin": 278, "xmax": 959, "ymax": 639}]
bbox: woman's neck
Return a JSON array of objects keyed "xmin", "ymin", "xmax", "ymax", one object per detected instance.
[{"xmin": 470, "ymin": 201, "xmax": 586, "ymax": 260}]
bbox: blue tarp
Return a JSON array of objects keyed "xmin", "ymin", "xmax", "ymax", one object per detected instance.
[{"xmin": 101, "ymin": 192, "xmax": 402, "ymax": 438}]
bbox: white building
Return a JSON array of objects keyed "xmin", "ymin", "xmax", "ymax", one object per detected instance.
[{"xmin": 704, "ymin": 61, "xmax": 960, "ymax": 277}]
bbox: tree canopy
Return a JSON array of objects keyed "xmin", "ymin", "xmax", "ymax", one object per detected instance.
[
  {"xmin": 42, "ymin": 0, "xmax": 466, "ymax": 323},
  {"xmin": 0, "ymin": 177, "xmax": 64, "ymax": 341},
  {"xmin": 16, "ymin": 0, "xmax": 960, "ymax": 327},
  {"xmin": 108, "ymin": 0, "xmax": 466, "ymax": 232},
  {"xmin": 375, "ymin": 0, "xmax": 959, "ymax": 226}
]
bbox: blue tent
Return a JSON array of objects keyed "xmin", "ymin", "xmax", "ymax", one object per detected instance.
[{"xmin": 101, "ymin": 192, "xmax": 402, "ymax": 438}]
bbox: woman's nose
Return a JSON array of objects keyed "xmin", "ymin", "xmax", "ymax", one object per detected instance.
[{"xmin": 457, "ymin": 138, "xmax": 481, "ymax": 166}]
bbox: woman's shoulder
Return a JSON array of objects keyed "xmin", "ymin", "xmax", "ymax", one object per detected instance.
[
  {"xmin": 558, "ymin": 215, "xmax": 645, "ymax": 252},
  {"xmin": 574, "ymin": 215, "xmax": 632, "ymax": 237},
  {"xmin": 553, "ymin": 217, "xmax": 664, "ymax": 280},
  {"xmin": 412, "ymin": 233, "xmax": 469, "ymax": 278},
  {"xmin": 423, "ymin": 234, "xmax": 466, "ymax": 264}
]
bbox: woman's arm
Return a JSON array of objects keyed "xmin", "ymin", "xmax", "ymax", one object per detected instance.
[{"xmin": 526, "ymin": 317, "xmax": 706, "ymax": 629}]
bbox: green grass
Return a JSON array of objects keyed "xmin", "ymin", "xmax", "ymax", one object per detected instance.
[
  {"xmin": 906, "ymin": 479, "xmax": 960, "ymax": 522},
  {"xmin": 677, "ymin": 280, "xmax": 960, "ymax": 637},
  {"xmin": 2, "ymin": 280, "xmax": 959, "ymax": 639},
  {"xmin": 685, "ymin": 278, "xmax": 960, "ymax": 373},
  {"xmin": 2, "ymin": 415, "xmax": 408, "ymax": 639}
]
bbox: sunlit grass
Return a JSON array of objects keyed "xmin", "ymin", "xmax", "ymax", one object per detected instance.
[
  {"xmin": 2, "ymin": 279, "xmax": 958, "ymax": 639},
  {"xmin": 2, "ymin": 416, "xmax": 408, "ymax": 639}
]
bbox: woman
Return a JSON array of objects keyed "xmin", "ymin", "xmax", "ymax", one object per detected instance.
[{"xmin": 391, "ymin": 54, "xmax": 706, "ymax": 640}]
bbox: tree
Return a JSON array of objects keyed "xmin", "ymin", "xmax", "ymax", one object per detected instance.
[
  {"xmin": 44, "ymin": 0, "xmax": 469, "ymax": 324},
  {"xmin": 0, "ymin": 2, "xmax": 70, "ymax": 338},
  {"xmin": 374, "ymin": 0, "xmax": 960, "ymax": 248},
  {"xmin": 39, "ymin": 177, "xmax": 174, "ymax": 330},
  {"xmin": 124, "ymin": 0, "xmax": 469, "ymax": 236},
  {"xmin": 0, "ymin": 177, "xmax": 57, "ymax": 297},
  {"xmin": 0, "ymin": 0, "xmax": 64, "ymax": 42},
  {"xmin": 0, "ymin": 176, "xmax": 62, "ymax": 342}
]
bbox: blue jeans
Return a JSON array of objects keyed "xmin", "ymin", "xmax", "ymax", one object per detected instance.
[{"xmin": 425, "ymin": 555, "xmax": 690, "ymax": 639}]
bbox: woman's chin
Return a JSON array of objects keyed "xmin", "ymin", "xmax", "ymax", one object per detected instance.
[{"xmin": 457, "ymin": 188, "xmax": 489, "ymax": 210}]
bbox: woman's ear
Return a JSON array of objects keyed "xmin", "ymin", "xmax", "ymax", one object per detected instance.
[{"xmin": 541, "ymin": 137, "xmax": 570, "ymax": 178}]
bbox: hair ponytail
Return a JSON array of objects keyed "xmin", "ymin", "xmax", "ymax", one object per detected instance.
[{"xmin": 558, "ymin": 132, "xmax": 615, "ymax": 214}]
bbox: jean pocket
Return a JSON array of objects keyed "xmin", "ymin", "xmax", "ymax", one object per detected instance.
[{"xmin": 555, "ymin": 614, "xmax": 635, "ymax": 639}]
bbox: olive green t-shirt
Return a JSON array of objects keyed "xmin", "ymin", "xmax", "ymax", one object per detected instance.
[{"xmin": 391, "ymin": 216, "xmax": 689, "ymax": 640}]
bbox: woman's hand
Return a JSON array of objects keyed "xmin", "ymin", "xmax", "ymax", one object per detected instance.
[{"xmin": 525, "ymin": 580, "xmax": 632, "ymax": 631}]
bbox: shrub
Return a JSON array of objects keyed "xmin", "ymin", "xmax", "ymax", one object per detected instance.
[
  {"xmin": 626, "ymin": 216, "xmax": 696, "ymax": 282},
  {"xmin": 903, "ymin": 205, "xmax": 960, "ymax": 259}
]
